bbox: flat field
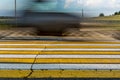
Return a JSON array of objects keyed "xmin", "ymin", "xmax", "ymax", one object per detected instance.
[{"xmin": 93, "ymin": 15, "xmax": 120, "ymax": 21}]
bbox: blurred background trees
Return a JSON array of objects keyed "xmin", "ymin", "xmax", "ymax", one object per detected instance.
[
  {"xmin": 114, "ymin": 11, "xmax": 120, "ymax": 15},
  {"xmin": 99, "ymin": 13, "xmax": 104, "ymax": 17}
]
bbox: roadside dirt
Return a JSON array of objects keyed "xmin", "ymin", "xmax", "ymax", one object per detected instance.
[
  {"xmin": 64, "ymin": 28, "xmax": 119, "ymax": 41},
  {"xmin": 0, "ymin": 27, "xmax": 119, "ymax": 41}
]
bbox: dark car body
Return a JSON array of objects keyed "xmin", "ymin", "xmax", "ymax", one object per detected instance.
[{"xmin": 12, "ymin": 0, "xmax": 81, "ymax": 33}]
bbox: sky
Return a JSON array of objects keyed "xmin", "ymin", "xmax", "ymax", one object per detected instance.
[{"xmin": 0, "ymin": 0, "xmax": 120, "ymax": 17}]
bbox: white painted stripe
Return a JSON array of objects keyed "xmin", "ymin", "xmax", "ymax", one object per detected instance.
[
  {"xmin": 0, "ymin": 55, "xmax": 36, "ymax": 58},
  {"xmin": 1, "ymin": 64, "xmax": 120, "ymax": 70},
  {"xmin": 0, "ymin": 44, "xmax": 120, "ymax": 46},
  {"xmin": 36, "ymin": 55, "xmax": 120, "ymax": 58},
  {"xmin": 0, "ymin": 64, "xmax": 31, "ymax": 70},
  {"xmin": 1, "ymin": 55, "xmax": 120, "ymax": 58},
  {"xmin": 0, "ymin": 48, "xmax": 44, "ymax": 51},
  {"xmin": 33, "ymin": 64, "xmax": 120, "ymax": 70},
  {"xmin": 0, "ymin": 48, "xmax": 119, "ymax": 51}
]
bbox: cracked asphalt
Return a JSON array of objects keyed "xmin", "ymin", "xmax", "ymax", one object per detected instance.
[
  {"xmin": 0, "ymin": 27, "xmax": 119, "ymax": 79},
  {"xmin": 0, "ymin": 41, "xmax": 119, "ymax": 78}
]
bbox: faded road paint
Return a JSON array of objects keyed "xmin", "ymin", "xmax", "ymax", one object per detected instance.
[
  {"xmin": 0, "ymin": 70, "xmax": 120, "ymax": 78},
  {"xmin": 0, "ymin": 41, "xmax": 120, "ymax": 78}
]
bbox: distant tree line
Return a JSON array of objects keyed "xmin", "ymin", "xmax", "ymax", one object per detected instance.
[
  {"xmin": 99, "ymin": 11, "xmax": 120, "ymax": 17},
  {"xmin": 0, "ymin": 16, "xmax": 15, "ymax": 19},
  {"xmin": 114, "ymin": 11, "xmax": 120, "ymax": 15},
  {"xmin": 99, "ymin": 13, "xmax": 104, "ymax": 17}
]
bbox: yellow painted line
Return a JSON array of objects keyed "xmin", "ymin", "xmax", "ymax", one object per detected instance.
[
  {"xmin": 1, "ymin": 58, "xmax": 120, "ymax": 64},
  {"xmin": 0, "ymin": 70, "xmax": 30, "ymax": 78},
  {"xmin": 1, "ymin": 70, "xmax": 120, "ymax": 78},
  {"xmin": 0, "ymin": 41, "xmax": 120, "ymax": 44},
  {"xmin": 35, "ymin": 58, "xmax": 120, "ymax": 64},
  {"xmin": 0, "ymin": 51, "xmax": 119, "ymax": 55},
  {"xmin": 0, "ymin": 58, "xmax": 34, "ymax": 63},
  {"xmin": 29, "ymin": 70, "xmax": 120, "ymax": 78}
]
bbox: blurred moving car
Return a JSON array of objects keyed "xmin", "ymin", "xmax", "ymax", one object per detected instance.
[{"xmin": 13, "ymin": 0, "xmax": 81, "ymax": 35}]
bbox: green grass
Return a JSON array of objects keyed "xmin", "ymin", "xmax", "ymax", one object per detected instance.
[
  {"xmin": 93, "ymin": 15, "xmax": 120, "ymax": 20},
  {"xmin": 0, "ymin": 25, "xmax": 13, "ymax": 29},
  {"xmin": 84, "ymin": 15, "xmax": 120, "ymax": 30},
  {"xmin": 0, "ymin": 18, "xmax": 14, "ymax": 29}
]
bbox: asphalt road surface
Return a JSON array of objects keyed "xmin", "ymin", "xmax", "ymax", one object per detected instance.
[
  {"xmin": 0, "ymin": 27, "xmax": 119, "ymax": 79},
  {"xmin": 0, "ymin": 41, "xmax": 119, "ymax": 79}
]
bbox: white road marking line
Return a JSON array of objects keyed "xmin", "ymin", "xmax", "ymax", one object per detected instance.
[
  {"xmin": 1, "ymin": 64, "xmax": 120, "ymax": 70},
  {"xmin": 0, "ymin": 44, "xmax": 120, "ymax": 46},
  {"xmin": 36, "ymin": 55, "xmax": 120, "ymax": 58},
  {"xmin": 33, "ymin": 64, "xmax": 120, "ymax": 70},
  {"xmin": 0, "ymin": 48, "xmax": 119, "ymax": 51},
  {"xmin": 1, "ymin": 55, "xmax": 120, "ymax": 58},
  {"xmin": 0, "ymin": 64, "xmax": 31, "ymax": 70}
]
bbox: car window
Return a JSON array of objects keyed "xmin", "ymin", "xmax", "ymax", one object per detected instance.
[
  {"xmin": 30, "ymin": 0, "xmax": 81, "ymax": 13},
  {"xmin": 31, "ymin": 0, "xmax": 57, "ymax": 12}
]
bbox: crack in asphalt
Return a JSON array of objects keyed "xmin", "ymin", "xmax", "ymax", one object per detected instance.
[{"xmin": 24, "ymin": 46, "xmax": 47, "ymax": 79}]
